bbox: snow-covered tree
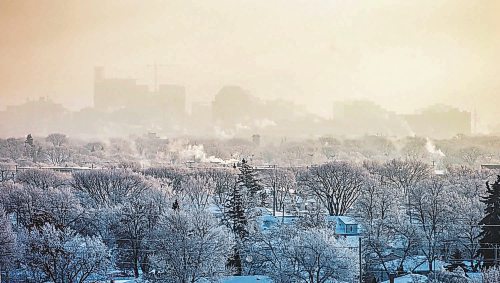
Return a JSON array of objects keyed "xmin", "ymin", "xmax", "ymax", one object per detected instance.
[
  {"xmin": 299, "ymin": 161, "xmax": 367, "ymax": 216},
  {"xmin": 205, "ymin": 168, "xmax": 237, "ymax": 216},
  {"xmin": 24, "ymin": 224, "xmax": 109, "ymax": 283},
  {"xmin": 15, "ymin": 168, "xmax": 67, "ymax": 190},
  {"xmin": 251, "ymin": 226, "xmax": 357, "ymax": 283},
  {"xmin": 447, "ymin": 166, "xmax": 491, "ymax": 271},
  {"xmin": 0, "ymin": 206, "xmax": 16, "ymax": 283},
  {"xmin": 72, "ymin": 169, "xmax": 149, "ymax": 207},
  {"xmin": 0, "ymin": 138, "xmax": 24, "ymax": 162},
  {"xmin": 371, "ymin": 159, "xmax": 431, "ymax": 195},
  {"xmin": 224, "ymin": 181, "xmax": 248, "ymax": 275},
  {"xmin": 262, "ymin": 168, "xmax": 297, "ymax": 216},
  {"xmin": 44, "ymin": 145, "xmax": 72, "ymax": 166},
  {"xmin": 180, "ymin": 173, "xmax": 216, "ymax": 210},
  {"xmin": 353, "ymin": 176, "xmax": 413, "ymax": 277},
  {"xmin": 142, "ymin": 167, "xmax": 187, "ymax": 192},
  {"xmin": 483, "ymin": 266, "xmax": 500, "ymax": 283},
  {"xmin": 427, "ymin": 269, "xmax": 469, "ymax": 283},
  {"xmin": 449, "ymin": 195, "xmax": 483, "ymax": 272},
  {"xmin": 148, "ymin": 210, "xmax": 233, "ymax": 282},
  {"xmin": 113, "ymin": 187, "xmax": 166, "ymax": 278},
  {"xmin": 477, "ymin": 176, "xmax": 500, "ymax": 269},
  {"xmin": 1, "ymin": 184, "xmax": 83, "ymax": 231},
  {"xmin": 46, "ymin": 133, "xmax": 68, "ymax": 147},
  {"xmin": 410, "ymin": 176, "xmax": 452, "ymax": 271},
  {"xmin": 237, "ymin": 159, "xmax": 264, "ymax": 208}
]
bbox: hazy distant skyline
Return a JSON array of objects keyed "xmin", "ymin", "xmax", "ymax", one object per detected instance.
[{"xmin": 1, "ymin": 0, "xmax": 499, "ymax": 126}]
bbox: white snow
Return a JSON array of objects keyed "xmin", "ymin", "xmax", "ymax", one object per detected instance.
[
  {"xmin": 220, "ymin": 275, "xmax": 273, "ymax": 283},
  {"xmin": 381, "ymin": 255, "xmax": 446, "ymax": 273},
  {"xmin": 381, "ymin": 274, "xmax": 427, "ymax": 283}
]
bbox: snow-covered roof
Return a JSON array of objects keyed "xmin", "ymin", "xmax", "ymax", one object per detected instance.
[{"xmin": 327, "ymin": 216, "xmax": 358, "ymax": 225}]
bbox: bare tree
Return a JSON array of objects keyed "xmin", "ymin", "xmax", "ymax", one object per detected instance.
[
  {"xmin": 205, "ymin": 168, "xmax": 237, "ymax": 214},
  {"xmin": 142, "ymin": 167, "xmax": 187, "ymax": 192},
  {"xmin": 148, "ymin": 209, "xmax": 234, "ymax": 282},
  {"xmin": 299, "ymin": 161, "xmax": 367, "ymax": 216},
  {"xmin": 179, "ymin": 172, "xmax": 216, "ymax": 210},
  {"xmin": 0, "ymin": 206, "xmax": 16, "ymax": 283},
  {"xmin": 0, "ymin": 138, "xmax": 24, "ymax": 162},
  {"xmin": 24, "ymin": 224, "xmax": 109, "ymax": 283},
  {"xmin": 373, "ymin": 159, "xmax": 432, "ymax": 194},
  {"xmin": 410, "ymin": 176, "xmax": 452, "ymax": 271},
  {"xmin": 447, "ymin": 165, "xmax": 491, "ymax": 271},
  {"xmin": 262, "ymin": 167, "xmax": 297, "ymax": 216},
  {"xmin": 354, "ymin": 175, "xmax": 419, "ymax": 277},
  {"xmin": 458, "ymin": 147, "xmax": 484, "ymax": 167},
  {"xmin": 114, "ymin": 188, "xmax": 166, "ymax": 278},
  {"xmin": 44, "ymin": 145, "xmax": 72, "ymax": 166},
  {"xmin": 46, "ymin": 133, "xmax": 68, "ymax": 147},
  {"xmin": 251, "ymin": 226, "xmax": 357, "ymax": 283},
  {"xmin": 16, "ymin": 168, "xmax": 67, "ymax": 189},
  {"xmin": 71, "ymin": 169, "xmax": 149, "ymax": 207}
]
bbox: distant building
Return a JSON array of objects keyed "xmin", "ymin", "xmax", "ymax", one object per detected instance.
[
  {"xmin": 212, "ymin": 85, "xmax": 254, "ymax": 127},
  {"xmin": 94, "ymin": 66, "xmax": 148, "ymax": 111},
  {"xmin": 93, "ymin": 67, "xmax": 186, "ymax": 127},
  {"xmin": 252, "ymin": 134, "xmax": 261, "ymax": 146},
  {"xmin": 0, "ymin": 97, "xmax": 67, "ymax": 137},
  {"xmin": 331, "ymin": 101, "xmax": 472, "ymax": 138},
  {"xmin": 332, "ymin": 100, "xmax": 408, "ymax": 137},
  {"xmin": 403, "ymin": 104, "xmax": 471, "ymax": 138}
]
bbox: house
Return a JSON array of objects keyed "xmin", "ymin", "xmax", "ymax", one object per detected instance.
[
  {"xmin": 256, "ymin": 214, "xmax": 360, "ymax": 236},
  {"xmin": 328, "ymin": 216, "xmax": 360, "ymax": 236}
]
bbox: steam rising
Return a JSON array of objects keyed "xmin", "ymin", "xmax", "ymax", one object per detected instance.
[
  {"xmin": 425, "ymin": 138, "xmax": 445, "ymax": 157},
  {"xmin": 178, "ymin": 144, "xmax": 237, "ymax": 165}
]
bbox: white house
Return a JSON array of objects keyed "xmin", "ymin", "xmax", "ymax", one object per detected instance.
[
  {"xmin": 257, "ymin": 214, "xmax": 360, "ymax": 237},
  {"xmin": 327, "ymin": 216, "xmax": 360, "ymax": 236}
]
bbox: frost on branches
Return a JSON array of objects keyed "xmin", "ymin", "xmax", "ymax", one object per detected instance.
[
  {"xmin": 147, "ymin": 209, "xmax": 234, "ymax": 282},
  {"xmin": 23, "ymin": 224, "xmax": 109, "ymax": 283},
  {"xmin": 249, "ymin": 225, "xmax": 357, "ymax": 283}
]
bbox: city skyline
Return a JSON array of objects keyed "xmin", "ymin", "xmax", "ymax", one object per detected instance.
[{"xmin": 1, "ymin": 0, "xmax": 499, "ymax": 128}]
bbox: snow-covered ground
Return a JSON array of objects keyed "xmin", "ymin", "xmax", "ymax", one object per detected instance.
[
  {"xmin": 217, "ymin": 275, "xmax": 273, "ymax": 283},
  {"xmin": 381, "ymin": 255, "xmax": 446, "ymax": 273},
  {"xmin": 381, "ymin": 274, "xmax": 427, "ymax": 283},
  {"xmin": 109, "ymin": 275, "xmax": 273, "ymax": 283}
]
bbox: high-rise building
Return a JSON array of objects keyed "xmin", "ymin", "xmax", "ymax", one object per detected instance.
[
  {"xmin": 93, "ymin": 67, "xmax": 186, "ymax": 130},
  {"xmin": 403, "ymin": 104, "xmax": 471, "ymax": 138}
]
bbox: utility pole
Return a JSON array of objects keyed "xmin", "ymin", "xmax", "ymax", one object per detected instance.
[
  {"xmin": 273, "ymin": 164, "xmax": 277, "ymax": 217},
  {"xmin": 282, "ymin": 191, "xmax": 285, "ymax": 224},
  {"xmin": 495, "ymin": 244, "xmax": 499, "ymax": 267},
  {"xmin": 359, "ymin": 237, "xmax": 362, "ymax": 283}
]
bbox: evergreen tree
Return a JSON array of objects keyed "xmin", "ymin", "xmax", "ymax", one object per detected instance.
[
  {"xmin": 25, "ymin": 134, "xmax": 34, "ymax": 147},
  {"xmin": 24, "ymin": 134, "xmax": 36, "ymax": 161},
  {"xmin": 477, "ymin": 176, "xmax": 500, "ymax": 269},
  {"xmin": 237, "ymin": 158, "xmax": 264, "ymax": 208},
  {"xmin": 224, "ymin": 183, "xmax": 248, "ymax": 275},
  {"xmin": 172, "ymin": 199, "xmax": 179, "ymax": 211}
]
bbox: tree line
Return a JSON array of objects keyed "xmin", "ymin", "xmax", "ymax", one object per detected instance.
[{"xmin": 0, "ymin": 158, "xmax": 499, "ymax": 282}]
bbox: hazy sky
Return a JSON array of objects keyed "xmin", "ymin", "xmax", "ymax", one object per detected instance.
[{"xmin": 1, "ymin": 0, "xmax": 499, "ymax": 124}]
